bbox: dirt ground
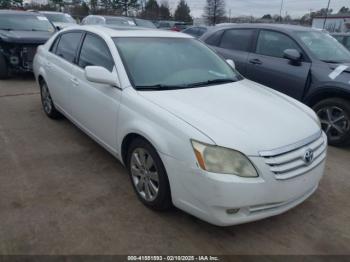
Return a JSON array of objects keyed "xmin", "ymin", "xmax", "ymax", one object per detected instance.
[{"xmin": 0, "ymin": 77, "xmax": 349, "ymax": 255}]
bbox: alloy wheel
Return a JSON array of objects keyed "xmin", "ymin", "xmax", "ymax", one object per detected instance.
[
  {"xmin": 317, "ymin": 106, "xmax": 350, "ymax": 141},
  {"xmin": 130, "ymin": 148, "xmax": 160, "ymax": 202},
  {"xmin": 41, "ymin": 83, "xmax": 53, "ymax": 114}
]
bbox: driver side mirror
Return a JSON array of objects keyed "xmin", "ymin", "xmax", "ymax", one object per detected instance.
[
  {"xmin": 226, "ymin": 59, "xmax": 236, "ymax": 69},
  {"xmin": 283, "ymin": 49, "xmax": 301, "ymax": 63},
  {"xmin": 85, "ymin": 66, "xmax": 119, "ymax": 87}
]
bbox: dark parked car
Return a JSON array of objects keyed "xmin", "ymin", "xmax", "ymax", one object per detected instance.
[
  {"xmin": 157, "ymin": 21, "xmax": 189, "ymax": 31},
  {"xmin": 182, "ymin": 26, "xmax": 209, "ymax": 38},
  {"xmin": 332, "ymin": 33, "xmax": 350, "ymax": 50},
  {"xmin": 40, "ymin": 11, "xmax": 77, "ymax": 30},
  {"xmin": 81, "ymin": 15, "xmax": 156, "ymax": 29},
  {"xmin": 0, "ymin": 10, "xmax": 56, "ymax": 78},
  {"xmin": 200, "ymin": 24, "xmax": 350, "ymax": 146}
]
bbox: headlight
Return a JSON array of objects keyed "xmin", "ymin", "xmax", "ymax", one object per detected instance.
[{"xmin": 191, "ymin": 140, "xmax": 258, "ymax": 177}]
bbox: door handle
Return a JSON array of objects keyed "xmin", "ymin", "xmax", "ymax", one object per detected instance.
[
  {"xmin": 249, "ymin": 58, "xmax": 262, "ymax": 65},
  {"xmin": 71, "ymin": 78, "xmax": 79, "ymax": 86}
]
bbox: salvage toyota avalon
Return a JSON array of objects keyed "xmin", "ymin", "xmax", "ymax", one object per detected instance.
[{"xmin": 33, "ymin": 26, "xmax": 327, "ymax": 226}]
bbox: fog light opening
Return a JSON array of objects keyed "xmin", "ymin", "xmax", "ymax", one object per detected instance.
[{"xmin": 226, "ymin": 208, "xmax": 239, "ymax": 215}]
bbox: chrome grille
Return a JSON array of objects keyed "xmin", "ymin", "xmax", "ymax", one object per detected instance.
[
  {"xmin": 21, "ymin": 46, "xmax": 37, "ymax": 71},
  {"xmin": 260, "ymin": 132, "xmax": 327, "ymax": 180}
]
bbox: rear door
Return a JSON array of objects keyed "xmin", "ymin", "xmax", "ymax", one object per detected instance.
[
  {"xmin": 209, "ymin": 28, "xmax": 256, "ymax": 75},
  {"xmin": 45, "ymin": 31, "xmax": 83, "ymax": 112},
  {"xmin": 246, "ymin": 29, "xmax": 311, "ymax": 100}
]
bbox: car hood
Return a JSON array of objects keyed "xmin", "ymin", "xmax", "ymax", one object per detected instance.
[
  {"xmin": 0, "ymin": 30, "xmax": 54, "ymax": 44},
  {"xmin": 139, "ymin": 79, "xmax": 320, "ymax": 156}
]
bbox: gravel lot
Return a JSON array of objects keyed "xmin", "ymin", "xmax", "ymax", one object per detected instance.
[{"xmin": 0, "ymin": 77, "xmax": 349, "ymax": 255}]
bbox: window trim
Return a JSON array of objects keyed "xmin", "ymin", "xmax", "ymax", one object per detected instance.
[
  {"xmin": 254, "ymin": 29, "xmax": 310, "ymax": 62},
  {"xmin": 76, "ymin": 31, "xmax": 115, "ymax": 72}
]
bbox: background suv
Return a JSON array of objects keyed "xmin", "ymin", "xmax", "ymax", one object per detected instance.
[{"xmin": 201, "ymin": 24, "xmax": 350, "ymax": 146}]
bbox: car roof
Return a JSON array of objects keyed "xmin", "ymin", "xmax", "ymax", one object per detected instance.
[
  {"xmin": 331, "ymin": 32, "xmax": 350, "ymax": 36},
  {"xmin": 207, "ymin": 23, "xmax": 318, "ymax": 33},
  {"xmin": 40, "ymin": 11, "xmax": 68, "ymax": 15},
  {"xmin": 61, "ymin": 25, "xmax": 193, "ymax": 38},
  {"xmin": 0, "ymin": 10, "xmax": 44, "ymax": 16}
]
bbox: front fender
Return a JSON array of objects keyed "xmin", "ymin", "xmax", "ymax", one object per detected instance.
[{"xmin": 116, "ymin": 88, "xmax": 213, "ymax": 166}]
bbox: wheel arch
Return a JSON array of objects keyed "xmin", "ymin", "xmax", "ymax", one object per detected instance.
[{"xmin": 305, "ymin": 87, "xmax": 350, "ymax": 107}]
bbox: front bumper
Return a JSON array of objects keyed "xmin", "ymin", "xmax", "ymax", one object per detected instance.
[{"xmin": 161, "ymin": 153, "xmax": 325, "ymax": 226}]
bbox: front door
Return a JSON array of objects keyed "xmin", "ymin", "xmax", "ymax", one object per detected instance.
[
  {"xmin": 245, "ymin": 30, "xmax": 311, "ymax": 100},
  {"xmin": 70, "ymin": 33, "xmax": 122, "ymax": 151}
]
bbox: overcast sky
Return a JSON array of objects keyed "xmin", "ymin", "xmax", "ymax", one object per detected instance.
[{"xmin": 165, "ymin": 0, "xmax": 350, "ymax": 18}]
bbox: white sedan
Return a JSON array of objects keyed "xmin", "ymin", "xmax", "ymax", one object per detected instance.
[{"xmin": 33, "ymin": 26, "xmax": 327, "ymax": 226}]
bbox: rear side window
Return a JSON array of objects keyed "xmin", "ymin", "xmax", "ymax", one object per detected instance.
[
  {"xmin": 55, "ymin": 32, "xmax": 82, "ymax": 63},
  {"xmin": 204, "ymin": 30, "xmax": 224, "ymax": 46},
  {"xmin": 50, "ymin": 36, "xmax": 60, "ymax": 53},
  {"xmin": 78, "ymin": 34, "xmax": 114, "ymax": 71},
  {"xmin": 256, "ymin": 30, "xmax": 301, "ymax": 58},
  {"xmin": 219, "ymin": 29, "xmax": 254, "ymax": 52}
]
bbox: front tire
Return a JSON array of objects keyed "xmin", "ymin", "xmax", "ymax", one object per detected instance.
[
  {"xmin": 0, "ymin": 53, "xmax": 9, "ymax": 79},
  {"xmin": 40, "ymin": 80, "xmax": 62, "ymax": 119},
  {"xmin": 313, "ymin": 98, "xmax": 350, "ymax": 146},
  {"xmin": 126, "ymin": 138, "xmax": 172, "ymax": 211}
]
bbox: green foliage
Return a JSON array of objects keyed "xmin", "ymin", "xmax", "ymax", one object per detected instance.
[
  {"xmin": 159, "ymin": 1, "xmax": 171, "ymax": 20},
  {"xmin": 338, "ymin": 6, "xmax": 350, "ymax": 14},
  {"xmin": 174, "ymin": 0, "xmax": 192, "ymax": 22},
  {"xmin": 141, "ymin": 0, "xmax": 159, "ymax": 20}
]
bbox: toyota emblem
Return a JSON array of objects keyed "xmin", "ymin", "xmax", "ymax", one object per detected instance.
[{"xmin": 303, "ymin": 149, "xmax": 314, "ymax": 165}]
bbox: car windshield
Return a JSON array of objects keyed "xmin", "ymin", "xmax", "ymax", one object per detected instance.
[
  {"xmin": 296, "ymin": 31, "xmax": 350, "ymax": 63},
  {"xmin": 134, "ymin": 18, "xmax": 156, "ymax": 28},
  {"xmin": 43, "ymin": 13, "xmax": 76, "ymax": 23},
  {"xmin": 114, "ymin": 37, "xmax": 242, "ymax": 90},
  {"xmin": 106, "ymin": 17, "xmax": 133, "ymax": 26},
  {"xmin": 0, "ymin": 14, "xmax": 55, "ymax": 32}
]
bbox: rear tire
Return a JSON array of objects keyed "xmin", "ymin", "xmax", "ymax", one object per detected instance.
[
  {"xmin": 126, "ymin": 138, "xmax": 172, "ymax": 211},
  {"xmin": 40, "ymin": 80, "xmax": 62, "ymax": 119},
  {"xmin": 313, "ymin": 98, "xmax": 350, "ymax": 147},
  {"xmin": 0, "ymin": 53, "xmax": 9, "ymax": 79}
]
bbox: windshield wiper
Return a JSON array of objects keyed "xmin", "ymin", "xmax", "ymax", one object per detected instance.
[
  {"xmin": 186, "ymin": 78, "xmax": 236, "ymax": 88},
  {"xmin": 136, "ymin": 78, "xmax": 237, "ymax": 91},
  {"xmin": 135, "ymin": 84, "xmax": 188, "ymax": 91},
  {"xmin": 321, "ymin": 59, "xmax": 342, "ymax": 64},
  {"xmin": 0, "ymin": 28, "xmax": 12, "ymax": 31}
]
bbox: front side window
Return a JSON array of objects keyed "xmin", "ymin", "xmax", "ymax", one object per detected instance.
[
  {"xmin": 256, "ymin": 30, "xmax": 301, "ymax": 58},
  {"xmin": 55, "ymin": 32, "xmax": 82, "ymax": 63},
  {"xmin": 296, "ymin": 31, "xmax": 350, "ymax": 62},
  {"xmin": 220, "ymin": 29, "xmax": 254, "ymax": 52},
  {"xmin": 78, "ymin": 34, "xmax": 114, "ymax": 71},
  {"xmin": 0, "ymin": 14, "xmax": 55, "ymax": 32},
  {"xmin": 114, "ymin": 37, "xmax": 242, "ymax": 90}
]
